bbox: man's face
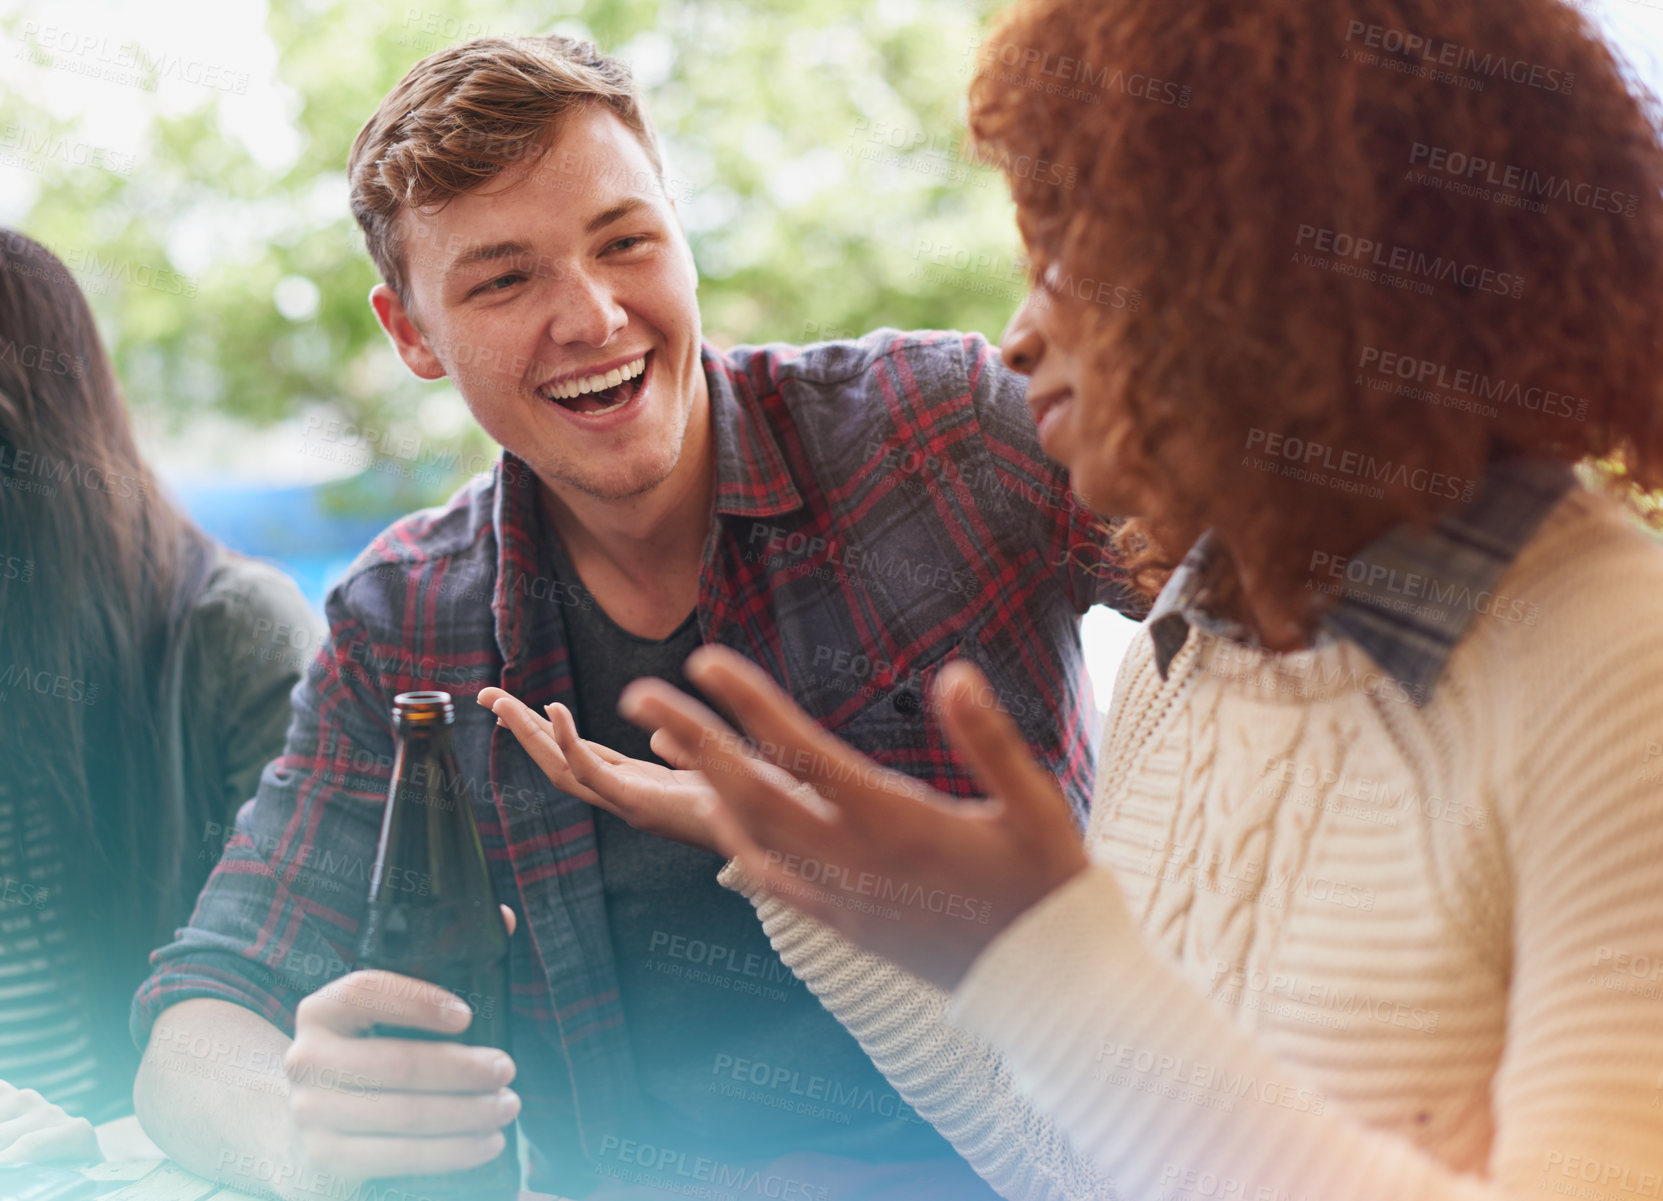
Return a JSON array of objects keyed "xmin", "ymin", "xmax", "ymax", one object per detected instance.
[{"xmin": 373, "ymin": 104, "xmax": 705, "ymax": 502}]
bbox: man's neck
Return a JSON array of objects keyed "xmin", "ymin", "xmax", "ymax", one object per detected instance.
[{"xmin": 537, "ymin": 385, "xmax": 715, "ymax": 639}]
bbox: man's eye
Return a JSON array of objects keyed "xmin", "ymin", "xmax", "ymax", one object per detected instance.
[
  {"xmin": 607, "ymin": 235, "xmax": 648, "ymax": 254},
  {"xmin": 473, "ymin": 273, "xmax": 525, "ymax": 297}
]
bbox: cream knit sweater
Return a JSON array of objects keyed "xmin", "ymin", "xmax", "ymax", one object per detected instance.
[{"xmin": 722, "ymin": 487, "xmax": 1663, "ymax": 1201}]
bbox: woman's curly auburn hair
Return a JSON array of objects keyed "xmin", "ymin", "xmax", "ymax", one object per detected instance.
[{"xmin": 969, "ymin": 0, "xmax": 1663, "ymax": 611}]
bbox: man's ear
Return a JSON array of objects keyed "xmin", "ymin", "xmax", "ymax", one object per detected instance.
[{"xmin": 369, "ymin": 283, "xmax": 446, "ymax": 381}]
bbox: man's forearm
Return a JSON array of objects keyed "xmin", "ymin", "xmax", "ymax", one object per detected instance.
[{"xmin": 134, "ymin": 998, "xmax": 305, "ymax": 1199}]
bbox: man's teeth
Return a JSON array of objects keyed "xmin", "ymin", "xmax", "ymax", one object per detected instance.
[{"xmin": 541, "ymin": 355, "xmax": 647, "ymax": 402}]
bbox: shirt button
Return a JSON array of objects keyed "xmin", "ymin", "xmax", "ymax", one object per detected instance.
[{"xmin": 892, "ymin": 689, "xmax": 922, "ymax": 716}]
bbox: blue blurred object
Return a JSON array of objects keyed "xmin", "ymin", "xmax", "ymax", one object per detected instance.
[{"xmin": 167, "ymin": 475, "xmax": 415, "ymax": 611}]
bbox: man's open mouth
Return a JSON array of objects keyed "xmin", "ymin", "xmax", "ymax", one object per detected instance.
[{"xmin": 537, "ymin": 351, "xmax": 651, "ymax": 414}]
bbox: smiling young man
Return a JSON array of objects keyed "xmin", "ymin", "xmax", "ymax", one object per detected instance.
[{"xmin": 128, "ymin": 33, "xmax": 1143, "ymax": 1201}]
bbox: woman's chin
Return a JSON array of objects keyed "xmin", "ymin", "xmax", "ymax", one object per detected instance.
[{"xmin": 1062, "ymin": 464, "xmax": 1125, "ymax": 521}]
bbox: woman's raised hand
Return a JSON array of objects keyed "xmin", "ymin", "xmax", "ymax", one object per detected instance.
[{"xmin": 615, "ymin": 645, "xmax": 1096, "ymax": 991}]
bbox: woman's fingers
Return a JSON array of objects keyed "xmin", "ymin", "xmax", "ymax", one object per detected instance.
[
  {"xmin": 682, "ymin": 646, "xmax": 921, "ymax": 815},
  {"xmin": 683, "ymin": 646, "xmax": 843, "ymax": 768},
  {"xmin": 650, "ymin": 726, "xmax": 694, "ymax": 768},
  {"xmin": 934, "ymin": 661, "xmax": 1073, "ymax": 827},
  {"xmin": 697, "ymin": 793, "xmax": 779, "ymax": 888},
  {"xmin": 619, "ymin": 677, "xmax": 836, "ymax": 850},
  {"xmin": 618, "ymin": 677, "xmax": 741, "ymax": 773},
  {"xmin": 698, "ymin": 795, "xmax": 849, "ymax": 930}
]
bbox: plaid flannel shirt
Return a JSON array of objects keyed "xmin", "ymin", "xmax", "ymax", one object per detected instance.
[{"xmin": 132, "ymin": 329, "xmax": 1145, "ymax": 1192}]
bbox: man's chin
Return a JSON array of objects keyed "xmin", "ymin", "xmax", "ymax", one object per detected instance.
[{"xmin": 540, "ymin": 456, "xmax": 682, "ymax": 504}]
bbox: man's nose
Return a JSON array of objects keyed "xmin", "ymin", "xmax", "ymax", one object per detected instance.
[{"xmin": 546, "ymin": 267, "xmax": 627, "ymax": 347}]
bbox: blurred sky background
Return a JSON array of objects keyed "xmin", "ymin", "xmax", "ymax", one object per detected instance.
[{"xmin": 1, "ymin": 0, "xmax": 1659, "ymax": 698}]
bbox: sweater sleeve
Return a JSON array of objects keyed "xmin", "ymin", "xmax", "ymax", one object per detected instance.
[
  {"xmin": 188, "ymin": 554, "xmax": 326, "ymax": 823},
  {"xmin": 946, "ymin": 540, "xmax": 1663, "ymax": 1201},
  {"xmin": 717, "ymin": 862, "xmax": 1119, "ymax": 1201}
]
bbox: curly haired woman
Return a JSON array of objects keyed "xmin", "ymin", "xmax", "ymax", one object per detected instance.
[{"xmin": 488, "ymin": 0, "xmax": 1663, "ymax": 1197}]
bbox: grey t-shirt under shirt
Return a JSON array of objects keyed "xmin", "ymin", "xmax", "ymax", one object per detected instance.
[{"xmin": 548, "ymin": 533, "xmax": 952, "ymax": 1165}]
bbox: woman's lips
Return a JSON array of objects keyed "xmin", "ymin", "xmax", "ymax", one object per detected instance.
[{"xmin": 1032, "ymin": 390, "xmax": 1075, "ymax": 451}]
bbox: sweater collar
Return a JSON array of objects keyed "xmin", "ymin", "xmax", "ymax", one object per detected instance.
[{"xmin": 1147, "ymin": 457, "xmax": 1578, "ymax": 705}]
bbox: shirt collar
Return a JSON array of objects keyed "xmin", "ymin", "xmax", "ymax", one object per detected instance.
[
  {"xmin": 702, "ymin": 340, "xmax": 804, "ymax": 519},
  {"xmin": 1147, "ymin": 457, "xmax": 1577, "ymax": 704}
]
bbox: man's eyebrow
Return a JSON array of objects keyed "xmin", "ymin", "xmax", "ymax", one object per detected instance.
[
  {"xmin": 585, "ymin": 196, "xmax": 649, "ymax": 234},
  {"xmin": 444, "ymin": 240, "xmax": 531, "ymax": 281}
]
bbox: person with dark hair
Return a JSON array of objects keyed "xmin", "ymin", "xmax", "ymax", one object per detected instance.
[
  {"xmin": 128, "ymin": 32, "xmax": 1143, "ymax": 1201},
  {"xmin": 0, "ymin": 230, "xmax": 321, "ymax": 1161},
  {"xmin": 591, "ymin": 0, "xmax": 1663, "ymax": 1198}
]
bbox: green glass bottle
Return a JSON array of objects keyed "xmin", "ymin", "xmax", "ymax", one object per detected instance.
[{"xmin": 356, "ymin": 691, "xmax": 519, "ymax": 1201}]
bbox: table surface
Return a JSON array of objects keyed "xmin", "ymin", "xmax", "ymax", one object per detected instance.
[
  {"xmin": 79, "ymin": 1119, "xmax": 569, "ymax": 1200},
  {"xmin": 71, "ymin": 1159, "xmax": 266, "ymax": 1200},
  {"xmin": 73, "ymin": 1118, "xmax": 264, "ymax": 1200}
]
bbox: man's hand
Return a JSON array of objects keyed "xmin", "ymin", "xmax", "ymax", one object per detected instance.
[
  {"xmin": 281, "ymin": 907, "xmax": 521, "ymax": 1191},
  {"xmin": 481, "ymin": 686, "xmax": 721, "ymax": 853},
  {"xmin": 0, "ymin": 1081, "xmax": 98, "ymax": 1163},
  {"xmin": 617, "ymin": 646, "xmax": 1099, "ymax": 992}
]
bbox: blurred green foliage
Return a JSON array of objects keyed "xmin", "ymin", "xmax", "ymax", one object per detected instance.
[{"xmin": 1, "ymin": 0, "xmax": 1026, "ymax": 504}]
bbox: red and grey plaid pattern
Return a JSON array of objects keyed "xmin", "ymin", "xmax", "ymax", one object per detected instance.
[{"xmin": 131, "ymin": 330, "xmax": 1143, "ymax": 1190}]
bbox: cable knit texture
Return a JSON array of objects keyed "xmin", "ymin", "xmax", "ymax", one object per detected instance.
[{"xmin": 723, "ymin": 488, "xmax": 1663, "ymax": 1201}]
